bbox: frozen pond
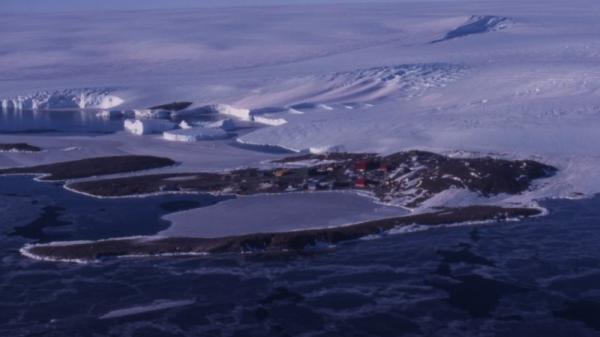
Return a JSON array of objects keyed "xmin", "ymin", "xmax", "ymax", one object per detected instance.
[{"xmin": 161, "ymin": 192, "xmax": 409, "ymax": 238}]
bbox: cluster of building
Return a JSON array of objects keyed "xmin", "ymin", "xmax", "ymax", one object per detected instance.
[{"xmin": 223, "ymin": 153, "xmax": 398, "ymax": 197}]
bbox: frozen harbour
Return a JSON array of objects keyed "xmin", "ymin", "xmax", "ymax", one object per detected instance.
[{"xmin": 161, "ymin": 192, "xmax": 408, "ymax": 238}]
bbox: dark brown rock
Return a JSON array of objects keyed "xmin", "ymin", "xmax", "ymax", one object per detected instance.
[
  {"xmin": 24, "ymin": 205, "xmax": 540, "ymax": 261},
  {"xmin": 0, "ymin": 155, "xmax": 176, "ymax": 181}
]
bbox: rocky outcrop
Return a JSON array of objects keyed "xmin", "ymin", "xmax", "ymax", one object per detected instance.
[{"xmin": 21, "ymin": 205, "xmax": 541, "ymax": 262}]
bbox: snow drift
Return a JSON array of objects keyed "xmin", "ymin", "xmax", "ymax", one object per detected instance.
[{"xmin": 234, "ymin": 63, "xmax": 467, "ymax": 108}]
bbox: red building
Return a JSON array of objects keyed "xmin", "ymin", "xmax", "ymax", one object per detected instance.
[
  {"xmin": 355, "ymin": 177, "xmax": 366, "ymax": 188},
  {"xmin": 355, "ymin": 160, "xmax": 368, "ymax": 172}
]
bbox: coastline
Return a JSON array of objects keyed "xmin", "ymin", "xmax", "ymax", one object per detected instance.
[{"xmin": 21, "ymin": 205, "xmax": 540, "ymax": 263}]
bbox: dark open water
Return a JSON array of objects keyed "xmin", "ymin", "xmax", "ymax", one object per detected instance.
[
  {"xmin": 0, "ymin": 110, "xmax": 124, "ymax": 135},
  {"xmin": 1, "ymin": 175, "xmax": 599, "ymax": 337}
]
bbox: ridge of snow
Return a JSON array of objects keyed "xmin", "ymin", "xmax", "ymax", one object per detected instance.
[
  {"xmin": 234, "ymin": 63, "xmax": 467, "ymax": 108},
  {"xmin": 432, "ymin": 15, "xmax": 511, "ymax": 43}
]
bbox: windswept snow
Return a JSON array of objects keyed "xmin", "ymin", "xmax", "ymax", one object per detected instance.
[{"xmin": 232, "ymin": 63, "xmax": 467, "ymax": 108}]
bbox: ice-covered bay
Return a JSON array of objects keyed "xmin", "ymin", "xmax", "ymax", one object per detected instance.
[{"xmin": 161, "ymin": 192, "xmax": 408, "ymax": 238}]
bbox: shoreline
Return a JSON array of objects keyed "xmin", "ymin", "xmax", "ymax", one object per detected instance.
[
  {"xmin": 21, "ymin": 205, "xmax": 541, "ymax": 263},
  {"xmin": 0, "ymin": 150, "xmax": 557, "ymax": 263},
  {"xmin": 0, "ymin": 143, "xmax": 42, "ymax": 153}
]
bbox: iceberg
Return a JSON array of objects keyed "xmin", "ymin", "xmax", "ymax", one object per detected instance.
[
  {"xmin": 124, "ymin": 119, "xmax": 176, "ymax": 136},
  {"xmin": 179, "ymin": 120, "xmax": 193, "ymax": 129},
  {"xmin": 213, "ymin": 104, "xmax": 253, "ymax": 121},
  {"xmin": 163, "ymin": 127, "xmax": 228, "ymax": 142}
]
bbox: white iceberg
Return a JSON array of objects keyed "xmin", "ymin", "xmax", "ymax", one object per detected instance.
[
  {"xmin": 163, "ymin": 127, "xmax": 228, "ymax": 142},
  {"xmin": 124, "ymin": 119, "xmax": 176, "ymax": 136},
  {"xmin": 213, "ymin": 104, "xmax": 253, "ymax": 121},
  {"xmin": 179, "ymin": 120, "xmax": 193, "ymax": 129}
]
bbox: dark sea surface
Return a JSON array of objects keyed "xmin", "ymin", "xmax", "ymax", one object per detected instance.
[
  {"xmin": 1, "ymin": 175, "xmax": 600, "ymax": 337},
  {"xmin": 0, "ymin": 109, "xmax": 123, "ymax": 135}
]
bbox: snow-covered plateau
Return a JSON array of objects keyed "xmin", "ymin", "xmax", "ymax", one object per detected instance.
[{"xmin": 1, "ymin": 0, "xmax": 599, "ymax": 215}]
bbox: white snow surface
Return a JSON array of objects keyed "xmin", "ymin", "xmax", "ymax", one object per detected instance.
[{"xmin": 1, "ymin": 0, "xmax": 600, "ymax": 210}]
